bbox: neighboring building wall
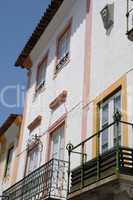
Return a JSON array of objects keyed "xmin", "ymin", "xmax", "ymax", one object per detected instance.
[
  {"xmin": 0, "ymin": 116, "xmax": 22, "ymax": 196},
  {"xmin": 16, "ymin": 0, "xmax": 89, "ymax": 180}
]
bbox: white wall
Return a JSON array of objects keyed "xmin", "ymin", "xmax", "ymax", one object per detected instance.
[
  {"xmin": 14, "ymin": 0, "xmax": 133, "ymax": 182},
  {"xmin": 90, "ymin": 0, "xmax": 133, "ymax": 100},
  {"xmin": 17, "ymin": 0, "xmax": 87, "ymax": 180},
  {"xmin": 86, "ymin": 0, "xmax": 133, "ymax": 159}
]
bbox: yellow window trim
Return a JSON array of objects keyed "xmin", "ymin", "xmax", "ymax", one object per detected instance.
[{"xmin": 92, "ymin": 75, "xmax": 128, "ymax": 158}]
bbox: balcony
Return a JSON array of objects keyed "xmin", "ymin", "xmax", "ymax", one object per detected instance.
[
  {"xmin": 67, "ymin": 117, "xmax": 133, "ymax": 200},
  {"xmin": 70, "ymin": 146, "xmax": 133, "ymax": 192},
  {"xmin": 3, "ymin": 159, "xmax": 68, "ymax": 200}
]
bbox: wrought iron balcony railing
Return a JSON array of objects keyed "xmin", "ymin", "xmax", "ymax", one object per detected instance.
[
  {"xmin": 67, "ymin": 113, "xmax": 133, "ymax": 195},
  {"xmin": 3, "ymin": 159, "xmax": 68, "ymax": 200}
]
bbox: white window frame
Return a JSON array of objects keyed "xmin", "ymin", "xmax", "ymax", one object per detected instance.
[
  {"xmin": 58, "ymin": 30, "xmax": 70, "ymax": 62},
  {"xmin": 36, "ymin": 56, "xmax": 48, "ymax": 90},
  {"xmin": 99, "ymin": 91, "xmax": 122, "ymax": 154},
  {"xmin": 51, "ymin": 124, "xmax": 65, "ymax": 160},
  {"xmin": 27, "ymin": 145, "xmax": 40, "ymax": 174}
]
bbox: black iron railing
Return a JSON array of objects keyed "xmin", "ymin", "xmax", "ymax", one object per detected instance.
[
  {"xmin": 69, "ymin": 146, "xmax": 133, "ymax": 193},
  {"xmin": 67, "ymin": 113, "xmax": 133, "ymax": 194},
  {"xmin": 3, "ymin": 159, "xmax": 68, "ymax": 200}
]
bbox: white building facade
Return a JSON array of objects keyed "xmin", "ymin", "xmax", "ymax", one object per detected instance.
[{"xmin": 2, "ymin": 0, "xmax": 133, "ymax": 200}]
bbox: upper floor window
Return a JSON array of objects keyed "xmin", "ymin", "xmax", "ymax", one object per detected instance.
[
  {"xmin": 36, "ymin": 55, "xmax": 48, "ymax": 91},
  {"xmin": 4, "ymin": 146, "xmax": 14, "ymax": 177},
  {"xmin": 55, "ymin": 21, "xmax": 71, "ymax": 73}
]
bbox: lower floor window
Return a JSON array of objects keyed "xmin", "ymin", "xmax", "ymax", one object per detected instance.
[
  {"xmin": 99, "ymin": 90, "xmax": 121, "ymax": 153},
  {"xmin": 26, "ymin": 145, "xmax": 40, "ymax": 174},
  {"xmin": 51, "ymin": 124, "xmax": 65, "ymax": 160}
]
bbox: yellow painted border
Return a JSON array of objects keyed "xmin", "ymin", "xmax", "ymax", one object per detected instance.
[{"xmin": 93, "ymin": 75, "xmax": 128, "ymax": 158}]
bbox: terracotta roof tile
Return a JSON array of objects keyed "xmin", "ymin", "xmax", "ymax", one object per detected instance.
[{"xmin": 15, "ymin": 0, "xmax": 64, "ymax": 68}]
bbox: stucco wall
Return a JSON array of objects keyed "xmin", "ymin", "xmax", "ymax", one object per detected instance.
[
  {"xmin": 90, "ymin": 0, "xmax": 133, "ymax": 101},
  {"xmin": 16, "ymin": 0, "xmax": 87, "ymax": 181},
  {"xmin": 86, "ymin": 0, "xmax": 133, "ymax": 160},
  {"xmin": 3, "ymin": 0, "xmax": 133, "ymax": 197},
  {"xmin": 0, "ymin": 123, "xmax": 20, "ymax": 195}
]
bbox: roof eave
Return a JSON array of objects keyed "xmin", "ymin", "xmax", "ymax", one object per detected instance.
[
  {"xmin": 15, "ymin": 0, "xmax": 64, "ymax": 69},
  {"xmin": 0, "ymin": 114, "xmax": 22, "ymax": 137}
]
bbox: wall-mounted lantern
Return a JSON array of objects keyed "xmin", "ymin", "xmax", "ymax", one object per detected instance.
[
  {"xmin": 126, "ymin": 0, "xmax": 133, "ymax": 41},
  {"xmin": 100, "ymin": 3, "xmax": 114, "ymax": 32}
]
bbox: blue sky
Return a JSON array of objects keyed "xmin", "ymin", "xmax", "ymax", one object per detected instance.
[{"xmin": 0, "ymin": 0, "xmax": 50, "ymax": 125}]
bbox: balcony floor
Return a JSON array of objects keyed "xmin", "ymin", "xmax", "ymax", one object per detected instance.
[
  {"xmin": 68, "ymin": 146, "xmax": 133, "ymax": 200},
  {"xmin": 68, "ymin": 174, "xmax": 133, "ymax": 200}
]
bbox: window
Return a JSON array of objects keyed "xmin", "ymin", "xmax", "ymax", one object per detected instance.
[
  {"xmin": 100, "ymin": 91, "xmax": 121, "ymax": 153},
  {"xmin": 36, "ymin": 55, "xmax": 48, "ymax": 91},
  {"xmin": 114, "ymin": 93, "xmax": 121, "ymax": 146},
  {"xmin": 56, "ymin": 22, "xmax": 71, "ymax": 73},
  {"xmin": 50, "ymin": 124, "xmax": 65, "ymax": 192},
  {"xmin": 26, "ymin": 145, "xmax": 40, "ymax": 174},
  {"xmin": 4, "ymin": 146, "xmax": 14, "ymax": 177},
  {"xmin": 101, "ymin": 103, "xmax": 109, "ymax": 153},
  {"xmin": 51, "ymin": 124, "xmax": 64, "ymax": 160}
]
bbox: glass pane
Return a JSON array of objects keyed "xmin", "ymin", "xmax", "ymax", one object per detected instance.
[
  {"xmin": 52, "ymin": 133, "xmax": 59, "ymax": 159},
  {"xmin": 37, "ymin": 62, "xmax": 47, "ymax": 86},
  {"xmin": 114, "ymin": 93, "xmax": 121, "ymax": 146},
  {"xmin": 28, "ymin": 146, "xmax": 39, "ymax": 174},
  {"xmin": 28, "ymin": 153, "xmax": 34, "ymax": 173},
  {"xmin": 114, "ymin": 123, "xmax": 121, "ymax": 146},
  {"xmin": 114, "ymin": 94, "xmax": 121, "ymax": 113},
  {"xmin": 102, "ymin": 128, "xmax": 108, "ymax": 153},
  {"xmin": 52, "ymin": 125, "xmax": 64, "ymax": 160},
  {"xmin": 59, "ymin": 126, "xmax": 64, "ymax": 160},
  {"xmin": 37, "ymin": 67, "xmax": 42, "ymax": 85},
  {"xmin": 101, "ymin": 103, "xmax": 109, "ymax": 153},
  {"xmin": 58, "ymin": 30, "xmax": 70, "ymax": 61},
  {"xmin": 100, "ymin": 91, "xmax": 121, "ymax": 152},
  {"xmin": 65, "ymin": 31, "xmax": 70, "ymax": 53},
  {"xmin": 41, "ymin": 64, "xmax": 46, "ymax": 81},
  {"xmin": 102, "ymin": 104, "xmax": 109, "ymax": 125}
]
